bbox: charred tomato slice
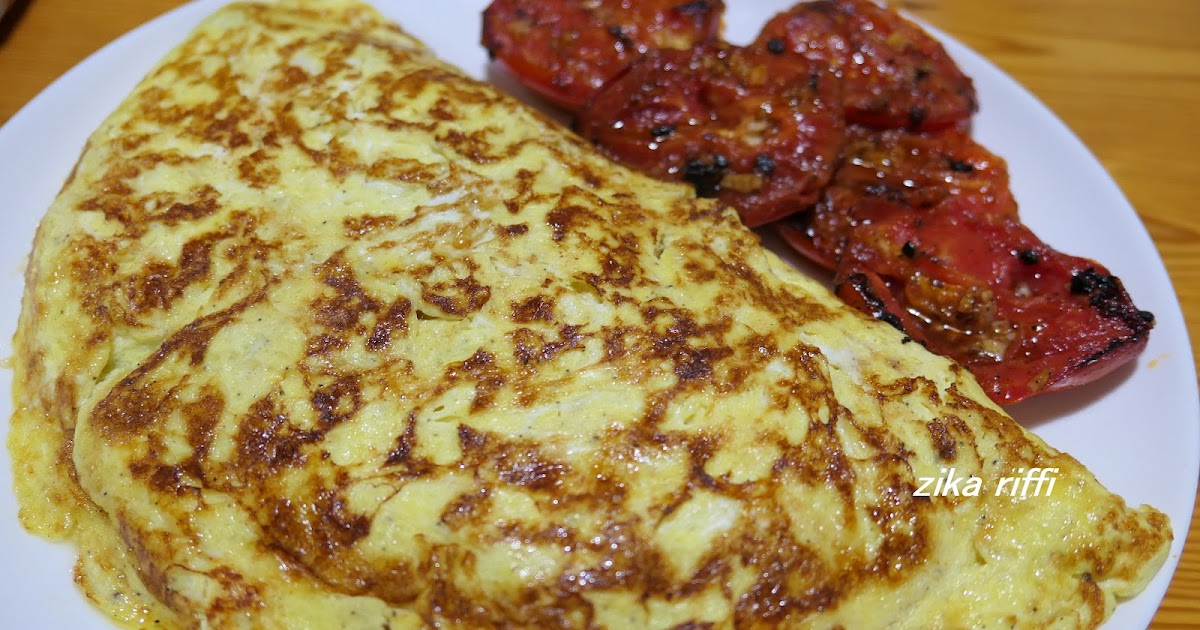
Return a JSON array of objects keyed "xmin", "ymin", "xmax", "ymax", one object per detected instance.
[
  {"xmin": 481, "ymin": 0, "xmax": 724, "ymax": 112},
  {"xmin": 576, "ymin": 42, "xmax": 845, "ymax": 227},
  {"xmin": 831, "ymin": 201, "xmax": 1152, "ymax": 405},
  {"xmin": 757, "ymin": 0, "xmax": 977, "ymax": 132},
  {"xmin": 779, "ymin": 127, "xmax": 1152, "ymax": 405},
  {"xmin": 787, "ymin": 126, "xmax": 1015, "ymax": 268}
]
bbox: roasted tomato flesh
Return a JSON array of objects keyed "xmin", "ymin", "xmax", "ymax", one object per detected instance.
[
  {"xmin": 757, "ymin": 0, "xmax": 977, "ymax": 132},
  {"xmin": 482, "ymin": 0, "xmax": 724, "ymax": 111},
  {"xmin": 576, "ymin": 42, "xmax": 844, "ymax": 227},
  {"xmin": 779, "ymin": 128, "xmax": 1153, "ymax": 405},
  {"xmin": 799, "ymin": 126, "xmax": 1016, "ymax": 268}
]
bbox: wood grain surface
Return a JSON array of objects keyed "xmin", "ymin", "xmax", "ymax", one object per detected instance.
[{"xmin": 1, "ymin": 0, "xmax": 1197, "ymax": 627}]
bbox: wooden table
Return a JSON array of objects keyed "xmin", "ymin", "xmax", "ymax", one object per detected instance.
[{"xmin": 1, "ymin": 0, "xmax": 1197, "ymax": 626}]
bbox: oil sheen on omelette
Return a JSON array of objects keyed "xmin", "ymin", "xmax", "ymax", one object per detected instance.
[{"xmin": 9, "ymin": 1, "xmax": 1170, "ymax": 628}]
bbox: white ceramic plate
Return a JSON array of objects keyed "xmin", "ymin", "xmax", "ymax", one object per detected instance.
[{"xmin": 0, "ymin": 2, "xmax": 1194, "ymax": 628}]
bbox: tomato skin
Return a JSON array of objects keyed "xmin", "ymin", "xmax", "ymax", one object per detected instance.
[
  {"xmin": 481, "ymin": 0, "xmax": 724, "ymax": 112},
  {"xmin": 576, "ymin": 42, "xmax": 845, "ymax": 227},
  {"xmin": 757, "ymin": 0, "xmax": 977, "ymax": 132}
]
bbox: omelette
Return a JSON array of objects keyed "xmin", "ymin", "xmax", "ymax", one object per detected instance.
[{"xmin": 9, "ymin": 1, "xmax": 1170, "ymax": 628}]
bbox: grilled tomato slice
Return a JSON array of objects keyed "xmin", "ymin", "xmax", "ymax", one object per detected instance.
[
  {"xmin": 793, "ymin": 126, "xmax": 1016, "ymax": 268},
  {"xmin": 576, "ymin": 42, "xmax": 844, "ymax": 227},
  {"xmin": 757, "ymin": 0, "xmax": 977, "ymax": 132},
  {"xmin": 481, "ymin": 0, "xmax": 724, "ymax": 111},
  {"xmin": 779, "ymin": 128, "xmax": 1153, "ymax": 405}
]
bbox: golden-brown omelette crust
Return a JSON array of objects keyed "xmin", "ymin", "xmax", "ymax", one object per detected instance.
[{"xmin": 10, "ymin": 1, "xmax": 1169, "ymax": 629}]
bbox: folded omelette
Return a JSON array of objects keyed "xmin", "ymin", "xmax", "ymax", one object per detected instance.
[{"xmin": 9, "ymin": 1, "xmax": 1170, "ymax": 628}]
